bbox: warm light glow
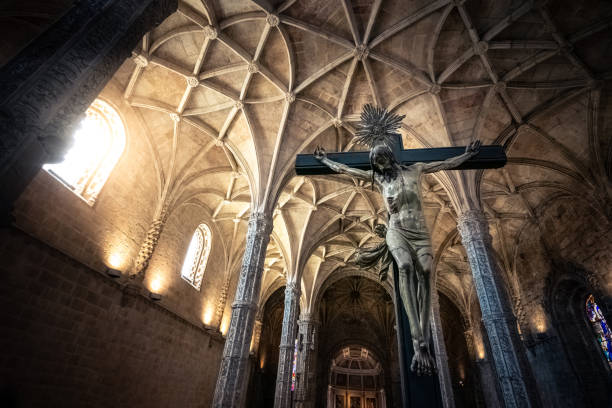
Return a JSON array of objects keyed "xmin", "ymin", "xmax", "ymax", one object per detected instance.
[
  {"xmin": 149, "ymin": 277, "xmax": 163, "ymax": 293},
  {"xmin": 475, "ymin": 338, "xmax": 485, "ymax": 360},
  {"xmin": 107, "ymin": 252, "xmax": 123, "ymax": 269},
  {"xmin": 203, "ymin": 307, "xmax": 214, "ymax": 326},
  {"xmin": 44, "ymin": 99, "xmax": 125, "ymax": 205},
  {"xmin": 532, "ymin": 306, "xmax": 548, "ymax": 333},
  {"xmin": 260, "ymin": 354, "xmax": 265, "ymax": 369},
  {"xmin": 220, "ymin": 317, "xmax": 229, "ymax": 336}
]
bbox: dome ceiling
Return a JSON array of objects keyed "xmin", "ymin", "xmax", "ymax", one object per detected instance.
[{"xmin": 111, "ymin": 0, "xmax": 612, "ymax": 314}]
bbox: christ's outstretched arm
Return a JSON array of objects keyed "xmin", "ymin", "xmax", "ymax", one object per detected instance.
[
  {"xmin": 314, "ymin": 146, "xmax": 372, "ymax": 181},
  {"xmin": 421, "ymin": 140, "xmax": 481, "ymax": 173}
]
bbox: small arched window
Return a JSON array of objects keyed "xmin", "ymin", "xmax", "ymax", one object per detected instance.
[
  {"xmin": 586, "ymin": 294, "xmax": 612, "ymax": 370},
  {"xmin": 43, "ymin": 98, "xmax": 126, "ymax": 205},
  {"xmin": 181, "ymin": 223, "xmax": 212, "ymax": 290}
]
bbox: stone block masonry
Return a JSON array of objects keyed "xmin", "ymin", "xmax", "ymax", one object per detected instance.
[{"xmin": 0, "ymin": 227, "xmax": 223, "ymax": 408}]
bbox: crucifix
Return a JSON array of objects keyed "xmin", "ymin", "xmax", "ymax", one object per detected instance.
[{"xmin": 295, "ymin": 105, "xmax": 506, "ymax": 406}]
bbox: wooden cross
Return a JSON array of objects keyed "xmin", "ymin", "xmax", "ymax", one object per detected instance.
[{"xmin": 295, "ymin": 135, "xmax": 506, "ymax": 175}]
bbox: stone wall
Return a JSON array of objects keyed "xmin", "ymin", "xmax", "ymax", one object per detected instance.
[{"xmin": 0, "ymin": 227, "xmax": 224, "ymax": 408}]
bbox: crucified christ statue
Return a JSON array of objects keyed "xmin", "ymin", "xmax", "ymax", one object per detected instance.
[{"xmin": 313, "ymin": 105, "xmax": 481, "ymax": 376}]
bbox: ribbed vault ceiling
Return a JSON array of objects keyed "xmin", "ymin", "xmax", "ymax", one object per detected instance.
[{"xmin": 112, "ymin": 0, "xmax": 612, "ymax": 317}]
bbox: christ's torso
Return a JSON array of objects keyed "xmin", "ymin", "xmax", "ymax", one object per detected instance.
[{"xmin": 377, "ymin": 165, "xmax": 427, "ymax": 232}]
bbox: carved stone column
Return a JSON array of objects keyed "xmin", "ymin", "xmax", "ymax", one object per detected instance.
[
  {"xmin": 274, "ymin": 282, "xmax": 301, "ymax": 408},
  {"xmin": 213, "ymin": 212, "xmax": 273, "ymax": 408},
  {"xmin": 132, "ymin": 204, "xmax": 169, "ymax": 279},
  {"xmin": 430, "ymin": 290, "xmax": 455, "ymax": 408},
  {"xmin": 0, "ymin": 0, "xmax": 178, "ymax": 223},
  {"xmin": 214, "ymin": 276, "xmax": 232, "ymax": 329},
  {"xmin": 295, "ymin": 314, "xmax": 317, "ymax": 408},
  {"xmin": 456, "ymin": 209, "xmax": 541, "ymax": 408}
]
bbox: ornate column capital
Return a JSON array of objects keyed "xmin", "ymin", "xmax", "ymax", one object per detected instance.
[
  {"xmin": 456, "ymin": 209, "xmax": 491, "ymax": 245},
  {"xmin": 248, "ymin": 211, "xmax": 274, "ymax": 235}
]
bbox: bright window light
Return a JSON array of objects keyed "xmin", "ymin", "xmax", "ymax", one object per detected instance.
[
  {"xmin": 181, "ymin": 223, "xmax": 212, "ymax": 290},
  {"xmin": 43, "ymin": 99, "xmax": 125, "ymax": 205}
]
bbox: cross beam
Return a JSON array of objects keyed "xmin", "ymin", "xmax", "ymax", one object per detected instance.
[{"xmin": 295, "ymin": 136, "xmax": 506, "ymax": 175}]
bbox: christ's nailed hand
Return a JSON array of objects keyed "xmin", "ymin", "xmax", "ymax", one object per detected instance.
[
  {"xmin": 465, "ymin": 139, "xmax": 481, "ymax": 155},
  {"xmin": 314, "ymin": 145, "xmax": 327, "ymax": 160}
]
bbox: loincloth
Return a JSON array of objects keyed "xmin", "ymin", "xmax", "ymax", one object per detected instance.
[
  {"xmin": 385, "ymin": 226, "xmax": 432, "ymax": 258},
  {"xmin": 354, "ymin": 225, "xmax": 431, "ymax": 281}
]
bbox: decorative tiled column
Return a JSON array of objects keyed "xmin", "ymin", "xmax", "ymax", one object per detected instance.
[
  {"xmin": 274, "ymin": 282, "xmax": 301, "ymax": 408},
  {"xmin": 457, "ymin": 209, "xmax": 541, "ymax": 408},
  {"xmin": 295, "ymin": 314, "xmax": 317, "ymax": 408},
  {"xmin": 213, "ymin": 212, "xmax": 273, "ymax": 408},
  {"xmin": 430, "ymin": 289, "xmax": 455, "ymax": 408},
  {"xmin": 0, "ymin": 0, "xmax": 177, "ymax": 223}
]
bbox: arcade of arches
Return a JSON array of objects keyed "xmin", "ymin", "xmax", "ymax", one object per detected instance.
[{"xmin": 0, "ymin": 0, "xmax": 611, "ymax": 407}]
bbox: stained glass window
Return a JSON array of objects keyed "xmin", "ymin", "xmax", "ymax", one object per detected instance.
[
  {"xmin": 291, "ymin": 338, "xmax": 298, "ymax": 391},
  {"xmin": 44, "ymin": 99, "xmax": 126, "ymax": 205},
  {"xmin": 586, "ymin": 294, "xmax": 612, "ymax": 370},
  {"xmin": 181, "ymin": 223, "xmax": 212, "ymax": 290}
]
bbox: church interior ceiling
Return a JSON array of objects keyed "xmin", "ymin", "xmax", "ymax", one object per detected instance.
[{"xmin": 109, "ymin": 0, "xmax": 612, "ymax": 322}]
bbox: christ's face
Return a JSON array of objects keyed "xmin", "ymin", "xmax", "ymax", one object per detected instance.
[{"xmin": 373, "ymin": 152, "xmax": 391, "ymax": 172}]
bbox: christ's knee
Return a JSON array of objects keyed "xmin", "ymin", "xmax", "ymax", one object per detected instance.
[{"xmin": 397, "ymin": 261, "xmax": 414, "ymax": 275}]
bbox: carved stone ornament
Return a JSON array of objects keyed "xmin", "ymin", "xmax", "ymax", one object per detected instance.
[
  {"xmin": 474, "ymin": 41, "xmax": 489, "ymax": 55},
  {"xmin": 132, "ymin": 51, "xmax": 149, "ymax": 68},
  {"xmin": 247, "ymin": 62, "xmax": 259, "ymax": 74},
  {"xmin": 186, "ymin": 76, "xmax": 199, "ymax": 88},
  {"xmin": 429, "ymin": 84, "xmax": 441, "ymax": 95},
  {"xmin": 353, "ymin": 44, "xmax": 369, "ymax": 60},
  {"xmin": 266, "ymin": 13, "xmax": 280, "ymax": 27},
  {"xmin": 285, "ymin": 92, "xmax": 296, "ymax": 104},
  {"xmin": 204, "ymin": 25, "xmax": 218, "ymax": 39}
]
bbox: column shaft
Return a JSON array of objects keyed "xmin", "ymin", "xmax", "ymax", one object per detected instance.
[
  {"xmin": 213, "ymin": 212, "xmax": 273, "ymax": 408},
  {"xmin": 430, "ymin": 290, "xmax": 455, "ymax": 408},
  {"xmin": 0, "ymin": 0, "xmax": 177, "ymax": 222},
  {"xmin": 274, "ymin": 283, "xmax": 301, "ymax": 408},
  {"xmin": 295, "ymin": 316, "xmax": 317, "ymax": 408},
  {"xmin": 457, "ymin": 209, "xmax": 540, "ymax": 408}
]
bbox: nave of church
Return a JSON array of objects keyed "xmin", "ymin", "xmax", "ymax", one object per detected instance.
[{"xmin": 0, "ymin": 0, "xmax": 611, "ymax": 407}]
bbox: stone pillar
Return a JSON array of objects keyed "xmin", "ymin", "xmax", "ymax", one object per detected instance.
[
  {"xmin": 213, "ymin": 212, "xmax": 273, "ymax": 408},
  {"xmin": 214, "ymin": 275, "xmax": 232, "ymax": 329},
  {"xmin": 132, "ymin": 204, "xmax": 169, "ymax": 279},
  {"xmin": 456, "ymin": 209, "xmax": 541, "ymax": 408},
  {"xmin": 274, "ymin": 282, "xmax": 301, "ymax": 408},
  {"xmin": 0, "ymin": 0, "xmax": 177, "ymax": 223},
  {"xmin": 295, "ymin": 314, "xmax": 317, "ymax": 408},
  {"xmin": 430, "ymin": 289, "xmax": 455, "ymax": 408}
]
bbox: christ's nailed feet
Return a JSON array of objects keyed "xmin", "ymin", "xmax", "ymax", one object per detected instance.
[{"xmin": 411, "ymin": 342, "xmax": 436, "ymax": 376}]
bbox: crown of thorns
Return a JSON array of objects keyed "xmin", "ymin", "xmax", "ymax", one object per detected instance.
[{"xmin": 354, "ymin": 104, "xmax": 405, "ymax": 149}]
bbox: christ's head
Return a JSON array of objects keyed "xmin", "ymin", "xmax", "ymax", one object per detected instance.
[{"xmin": 370, "ymin": 144, "xmax": 397, "ymax": 174}]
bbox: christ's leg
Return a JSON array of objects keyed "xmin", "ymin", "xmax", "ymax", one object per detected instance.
[
  {"xmin": 389, "ymin": 246, "xmax": 421, "ymax": 345},
  {"xmin": 415, "ymin": 249, "xmax": 435, "ymax": 375}
]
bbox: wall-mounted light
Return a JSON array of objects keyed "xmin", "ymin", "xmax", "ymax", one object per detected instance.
[
  {"xmin": 149, "ymin": 292, "xmax": 162, "ymax": 301},
  {"xmin": 105, "ymin": 267, "xmax": 122, "ymax": 278}
]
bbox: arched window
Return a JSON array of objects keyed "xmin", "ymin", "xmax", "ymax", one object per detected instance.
[
  {"xmin": 43, "ymin": 98, "xmax": 126, "ymax": 205},
  {"xmin": 586, "ymin": 294, "xmax": 612, "ymax": 369},
  {"xmin": 181, "ymin": 223, "xmax": 212, "ymax": 290}
]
